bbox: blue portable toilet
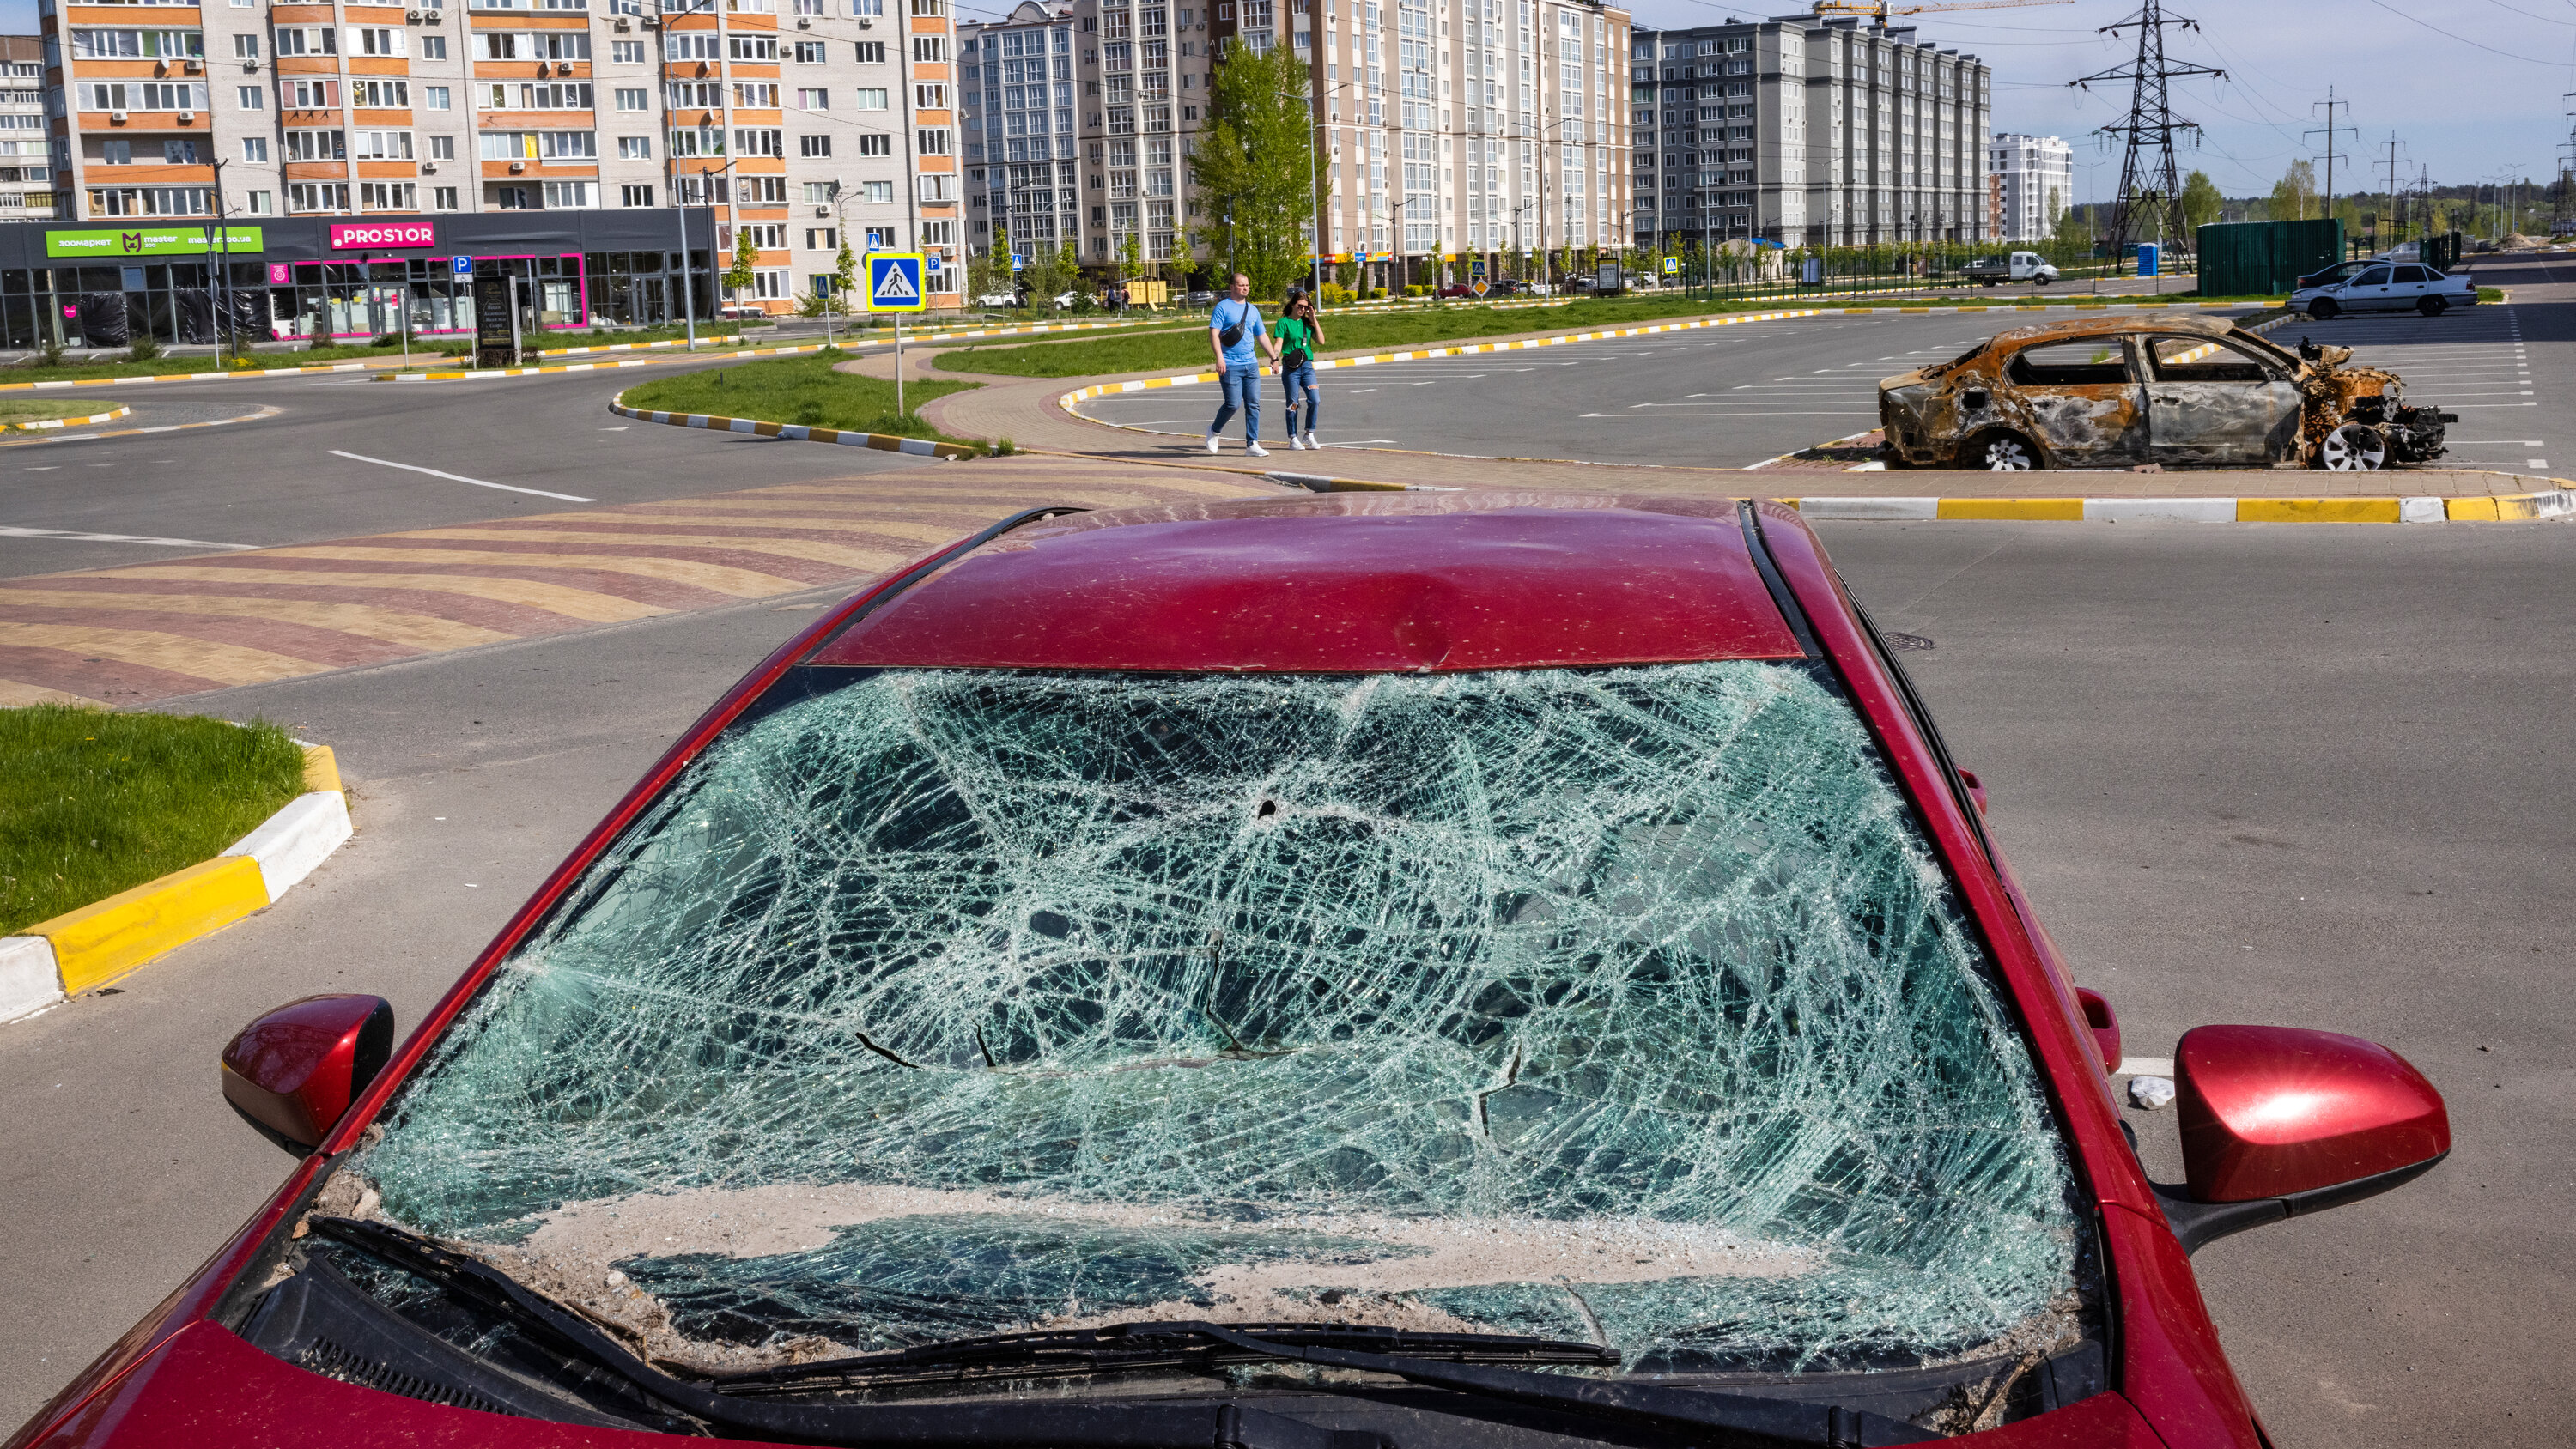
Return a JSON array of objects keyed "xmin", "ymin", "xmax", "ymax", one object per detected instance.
[{"xmin": 2136, "ymin": 242, "xmax": 2160, "ymax": 277}]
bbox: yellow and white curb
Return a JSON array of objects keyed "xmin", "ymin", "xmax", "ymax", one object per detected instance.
[
  {"xmin": 1, "ymin": 404, "xmax": 131, "ymax": 432},
  {"xmin": 383, "ymin": 341, "xmax": 839, "ymax": 382},
  {"xmin": 0, "ymin": 745, "xmax": 352, "ymax": 1024},
  {"xmin": 1785, "ymin": 488, "xmax": 2576, "ymax": 524},
  {"xmin": 607, "ymin": 391, "xmax": 981, "ymax": 459}
]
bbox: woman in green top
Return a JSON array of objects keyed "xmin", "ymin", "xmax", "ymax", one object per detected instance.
[{"xmin": 1274, "ymin": 287, "xmax": 1325, "ymax": 452}]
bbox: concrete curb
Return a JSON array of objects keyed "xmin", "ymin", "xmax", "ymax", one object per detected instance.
[
  {"xmin": 605, "ymin": 388, "xmax": 982, "ymax": 459},
  {"xmin": 0, "ymin": 743, "xmax": 353, "ymax": 1025},
  {"xmin": 0, "ymin": 360, "xmax": 391, "ymax": 393},
  {"xmin": 1, "ymin": 403, "xmax": 131, "ymax": 432},
  {"xmin": 380, "ymin": 340, "xmax": 838, "ymax": 382},
  {"xmin": 1785, "ymin": 489, "xmax": 2576, "ymax": 524}
]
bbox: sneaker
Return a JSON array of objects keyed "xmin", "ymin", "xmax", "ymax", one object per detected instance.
[
  {"xmin": 1304, "ymin": 432, "xmax": 1321, "ymax": 451},
  {"xmin": 1246, "ymin": 442, "xmax": 1270, "ymax": 458},
  {"xmin": 1205, "ymin": 433, "xmax": 1222, "ymax": 453},
  {"xmin": 1288, "ymin": 434, "xmax": 1308, "ymax": 451}
]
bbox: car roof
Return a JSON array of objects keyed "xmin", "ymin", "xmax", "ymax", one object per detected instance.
[
  {"xmin": 812, "ymin": 491, "xmax": 1808, "ymax": 672},
  {"xmin": 1988, "ymin": 312, "xmax": 2240, "ymax": 351}
]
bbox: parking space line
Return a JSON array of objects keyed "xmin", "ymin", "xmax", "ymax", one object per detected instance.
[{"xmin": 328, "ymin": 450, "xmax": 597, "ymax": 503}]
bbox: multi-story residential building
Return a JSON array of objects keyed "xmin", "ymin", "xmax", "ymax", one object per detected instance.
[
  {"xmin": 1634, "ymin": 15, "xmax": 1987, "ymax": 251},
  {"xmin": 0, "ymin": 37, "xmax": 52, "ymax": 221},
  {"xmin": 961, "ymin": 0, "xmax": 1627, "ymax": 291},
  {"xmin": 30, "ymin": 0, "xmax": 953, "ymax": 337},
  {"xmin": 1988, "ymin": 130, "xmax": 2067, "ymax": 242}
]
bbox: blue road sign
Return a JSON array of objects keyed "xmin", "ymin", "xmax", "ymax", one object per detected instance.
[
  {"xmin": 451, "ymin": 255, "xmax": 472, "ymax": 276},
  {"xmin": 866, "ymin": 252, "xmax": 927, "ymax": 312}
]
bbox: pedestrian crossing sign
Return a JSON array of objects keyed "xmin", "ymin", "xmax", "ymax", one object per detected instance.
[{"xmin": 866, "ymin": 252, "xmax": 927, "ymax": 312}]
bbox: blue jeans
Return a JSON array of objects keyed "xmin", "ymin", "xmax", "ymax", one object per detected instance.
[
  {"xmin": 1211, "ymin": 362, "xmax": 1261, "ymax": 442},
  {"xmin": 1281, "ymin": 362, "xmax": 1319, "ymax": 437}
]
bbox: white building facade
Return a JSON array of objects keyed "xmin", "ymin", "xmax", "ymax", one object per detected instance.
[{"xmin": 1987, "ymin": 130, "xmax": 2067, "ymax": 242}]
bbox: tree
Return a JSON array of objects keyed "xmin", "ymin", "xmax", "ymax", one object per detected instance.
[
  {"xmin": 834, "ymin": 239, "xmax": 857, "ymax": 299},
  {"xmin": 724, "ymin": 224, "xmax": 760, "ymax": 299},
  {"xmin": 2045, "ymin": 185, "xmax": 2064, "ymax": 237},
  {"xmin": 1118, "ymin": 230, "xmax": 1145, "ymax": 306},
  {"xmin": 1190, "ymin": 38, "xmax": 1316, "ymax": 300},
  {"xmin": 2269, "ymin": 161, "xmax": 2316, "ymax": 224},
  {"xmin": 2181, "ymin": 170, "xmax": 2224, "ymax": 233}
]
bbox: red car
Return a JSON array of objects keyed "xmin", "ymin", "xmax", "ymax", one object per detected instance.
[{"xmin": 10, "ymin": 494, "xmax": 2447, "ymax": 1449}]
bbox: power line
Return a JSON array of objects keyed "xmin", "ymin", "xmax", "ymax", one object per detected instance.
[
  {"xmin": 2070, "ymin": 0, "xmax": 2222, "ymax": 260},
  {"xmin": 2306, "ymin": 88, "xmax": 2355, "ymax": 227}
]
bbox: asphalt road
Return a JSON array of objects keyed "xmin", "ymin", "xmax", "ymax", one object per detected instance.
[
  {"xmin": 3, "ymin": 513, "xmax": 2570, "ymax": 1446},
  {"xmin": 1084, "ymin": 254, "xmax": 2573, "ymax": 474}
]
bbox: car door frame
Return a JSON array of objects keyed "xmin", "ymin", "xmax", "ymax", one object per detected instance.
[
  {"xmin": 1996, "ymin": 337, "xmax": 2149, "ymax": 468},
  {"xmin": 2138, "ymin": 332, "xmax": 2305, "ymax": 466}
]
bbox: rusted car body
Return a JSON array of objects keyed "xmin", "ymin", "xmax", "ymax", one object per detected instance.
[{"xmin": 1877, "ymin": 314, "xmax": 2454, "ymax": 471}]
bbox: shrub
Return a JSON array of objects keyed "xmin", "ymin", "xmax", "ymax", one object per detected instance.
[
  {"xmin": 125, "ymin": 335, "xmax": 165, "ymax": 361},
  {"xmin": 1320, "ymin": 283, "xmax": 1354, "ymax": 306}
]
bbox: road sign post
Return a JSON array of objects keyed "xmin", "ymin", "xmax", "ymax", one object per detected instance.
[{"xmin": 866, "ymin": 252, "xmax": 928, "ymax": 420}]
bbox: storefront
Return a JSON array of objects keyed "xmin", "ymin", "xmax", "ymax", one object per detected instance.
[{"xmin": 0, "ymin": 209, "xmax": 721, "ymax": 348}]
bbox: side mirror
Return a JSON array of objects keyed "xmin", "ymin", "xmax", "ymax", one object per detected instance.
[
  {"xmin": 2155, "ymin": 1024, "xmax": 2450, "ymax": 1253},
  {"xmin": 2074, "ymin": 987, "xmax": 2122, "ymax": 1076},
  {"xmin": 220, "ymin": 995, "xmax": 396, "ymax": 1155}
]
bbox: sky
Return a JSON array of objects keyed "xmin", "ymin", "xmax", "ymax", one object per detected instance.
[
  {"xmin": 1619, "ymin": 0, "xmax": 2576, "ymax": 203},
  {"xmin": 2, "ymin": 0, "xmax": 2567, "ymax": 205}
]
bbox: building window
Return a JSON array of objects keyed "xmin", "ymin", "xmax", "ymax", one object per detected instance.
[
  {"xmin": 914, "ymin": 83, "xmax": 948, "ymax": 109},
  {"xmin": 616, "ymin": 87, "xmax": 648, "ymax": 111},
  {"xmin": 855, "ymin": 132, "xmax": 890, "ymax": 156},
  {"xmin": 623, "ymin": 183, "xmax": 654, "ymax": 206},
  {"xmin": 854, "ymin": 40, "xmax": 884, "ymax": 63},
  {"xmin": 732, "ymin": 128, "xmax": 784, "ymax": 156},
  {"xmin": 752, "ymin": 268, "xmax": 790, "ymax": 298},
  {"xmin": 359, "ymin": 181, "xmax": 416, "ymax": 209},
  {"xmin": 425, "ymin": 86, "xmax": 451, "ymax": 110},
  {"xmin": 287, "ymin": 182, "xmax": 350, "ymax": 213},
  {"xmin": 238, "ymin": 85, "xmax": 264, "ymax": 110},
  {"xmin": 544, "ymin": 180, "xmax": 596, "ymax": 207},
  {"xmin": 493, "ymin": 185, "xmax": 533, "ymax": 209},
  {"xmin": 434, "ymin": 186, "xmax": 459, "ymax": 209},
  {"xmin": 793, "ymin": 40, "xmax": 825, "ymax": 62},
  {"xmin": 799, "ymin": 134, "xmax": 832, "ymax": 156},
  {"xmin": 917, "ymin": 127, "xmax": 951, "ymax": 155},
  {"xmin": 917, "ymin": 173, "xmax": 953, "ymax": 202},
  {"xmin": 864, "ymin": 226, "xmax": 893, "ymax": 247},
  {"xmin": 619, "ymin": 135, "xmax": 652, "ymax": 158},
  {"xmin": 854, "ymin": 87, "xmax": 889, "ymax": 110},
  {"xmin": 231, "ymin": 33, "xmax": 258, "ymax": 57},
  {"xmin": 243, "ymin": 190, "xmax": 273, "ymax": 214},
  {"xmin": 240, "ymin": 136, "xmax": 268, "ymax": 161},
  {"xmin": 859, "ymin": 179, "xmax": 893, "ymax": 204},
  {"xmin": 796, "ymin": 88, "xmax": 829, "ymax": 108}
]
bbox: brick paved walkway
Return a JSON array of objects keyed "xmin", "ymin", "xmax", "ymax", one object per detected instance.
[{"xmin": 0, "ymin": 455, "xmax": 1265, "ymax": 707}]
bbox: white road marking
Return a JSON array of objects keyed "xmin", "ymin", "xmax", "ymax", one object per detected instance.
[
  {"xmin": 327, "ymin": 449, "xmax": 596, "ymax": 502},
  {"xmin": 0, "ymin": 525, "xmax": 256, "ymax": 550}
]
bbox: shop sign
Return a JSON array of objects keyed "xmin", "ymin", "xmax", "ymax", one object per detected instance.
[
  {"xmin": 330, "ymin": 220, "xmax": 437, "ymax": 251},
  {"xmin": 46, "ymin": 226, "xmax": 264, "ymax": 258}
]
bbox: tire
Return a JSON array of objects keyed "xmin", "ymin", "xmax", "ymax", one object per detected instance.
[
  {"xmin": 2317, "ymin": 422, "xmax": 2387, "ymax": 471},
  {"xmin": 2418, "ymin": 294, "xmax": 2447, "ymax": 317},
  {"xmin": 1974, "ymin": 432, "xmax": 2040, "ymax": 471},
  {"xmin": 2308, "ymin": 297, "xmax": 2340, "ymax": 319}
]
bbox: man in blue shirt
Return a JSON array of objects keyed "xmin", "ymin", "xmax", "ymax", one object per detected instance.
[{"xmin": 1206, "ymin": 272, "xmax": 1279, "ymax": 458}]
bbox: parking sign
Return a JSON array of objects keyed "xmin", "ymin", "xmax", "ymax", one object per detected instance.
[
  {"xmin": 866, "ymin": 252, "xmax": 927, "ymax": 312},
  {"xmin": 452, "ymin": 255, "xmax": 473, "ymax": 277}
]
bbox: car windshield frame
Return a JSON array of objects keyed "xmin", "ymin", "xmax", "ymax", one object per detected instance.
[{"xmin": 338, "ymin": 657, "xmax": 2099, "ymax": 1392}]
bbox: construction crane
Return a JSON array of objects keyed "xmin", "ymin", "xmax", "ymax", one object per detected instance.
[{"xmin": 1810, "ymin": 0, "xmax": 2073, "ymax": 25}]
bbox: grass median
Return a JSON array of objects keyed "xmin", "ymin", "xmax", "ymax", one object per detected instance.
[
  {"xmin": 0, "ymin": 706, "xmax": 308, "ymax": 936},
  {"xmin": 0, "ymin": 397, "xmax": 124, "ymax": 426},
  {"xmin": 933, "ymin": 288, "xmax": 2251, "ymax": 379},
  {"xmin": 619, "ymin": 350, "xmax": 986, "ymax": 447}
]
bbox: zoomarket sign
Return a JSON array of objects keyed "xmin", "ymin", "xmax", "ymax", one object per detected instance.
[{"xmin": 329, "ymin": 221, "xmax": 438, "ymax": 250}]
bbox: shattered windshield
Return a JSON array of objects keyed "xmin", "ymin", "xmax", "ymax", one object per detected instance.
[{"xmin": 354, "ymin": 662, "xmax": 2085, "ymax": 1381}]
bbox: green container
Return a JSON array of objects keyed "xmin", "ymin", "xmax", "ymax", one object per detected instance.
[{"xmin": 2195, "ymin": 219, "xmax": 2344, "ymax": 296}]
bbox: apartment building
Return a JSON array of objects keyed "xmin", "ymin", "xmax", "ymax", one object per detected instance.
[
  {"xmin": 1988, "ymin": 130, "xmax": 2067, "ymax": 242},
  {"xmin": 1635, "ymin": 15, "xmax": 1988, "ymax": 250},
  {"xmin": 0, "ymin": 37, "xmax": 51, "ymax": 220},
  {"xmin": 35, "ymin": 0, "xmax": 954, "ymax": 329},
  {"xmin": 961, "ymin": 0, "xmax": 1627, "ymax": 289}
]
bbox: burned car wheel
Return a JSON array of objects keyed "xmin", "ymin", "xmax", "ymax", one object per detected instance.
[
  {"xmin": 2417, "ymin": 295, "xmax": 2448, "ymax": 317},
  {"xmin": 2309, "ymin": 297, "xmax": 2341, "ymax": 320},
  {"xmin": 1975, "ymin": 432, "xmax": 2040, "ymax": 470},
  {"xmin": 2318, "ymin": 422, "xmax": 2388, "ymax": 471}
]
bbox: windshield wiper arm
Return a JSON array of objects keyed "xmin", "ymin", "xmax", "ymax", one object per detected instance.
[
  {"xmin": 306, "ymin": 1217, "xmax": 1381, "ymax": 1448},
  {"xmin": 1088, "ymin": 1321, "xmax": 1943, "ymax": 1449},
  {"xmin": 715, "ymin": 1322, "xmax": 1619, "ymax": 1393}
]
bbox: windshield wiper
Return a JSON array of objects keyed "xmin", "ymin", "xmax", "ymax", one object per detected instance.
[
  {"xmin": 714, "ymin": 1322, "xmax": 1620, "ymax": 1393},
  {"xmin": 304, "ymin": 1216, "xmax": 1380, "ymax": 1448}
]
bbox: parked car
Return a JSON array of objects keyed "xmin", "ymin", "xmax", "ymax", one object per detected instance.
[
  {"xmin": 2291, "ymin": 258, "xmax": 2378, "ymax": 292},
  {"xmin": 1436, "ymin": 282, "xmax": 1477, "ymax": 298},
  {"xmin": 1184, "ymin": 288, "xmax": 1218, "ymax": 306},
  {"xmin": 2291, "ymin": 261, "xmax": 2478, "ymax": 318},
  {"xmin": 1880, "ymin": 312, "xmax": 2455, "ymax": 470},
  {"xmin": 1962, "ymin": 251, "xmax": 2060, "ymax": 286},
  {"xmin": 973, "ymin": 290, "xmax": 1021, "ymax": 308},
  {"xmin": 11, "ymin": 493, "xmax": 2451, "ymax": 1449}
]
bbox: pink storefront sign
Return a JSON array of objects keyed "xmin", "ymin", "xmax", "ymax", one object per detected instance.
[
  {"xmin": 328, "ymin": 221, "xmax": 437, "ymax": 250},
  {"xmin": 269, "ymin": 263, "xmax": 290, "ymax": 284}
]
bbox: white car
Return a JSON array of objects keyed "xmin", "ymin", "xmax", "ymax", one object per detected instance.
[
  {"xmin": 975, "ymin": 291, "xmax": 1021, "ymax": 308},
  {"xmin": 2293, "ymin": 262, "xmax": 2477, "ymax": 318}
]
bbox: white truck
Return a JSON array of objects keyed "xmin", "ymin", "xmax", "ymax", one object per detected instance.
[{"xmin": 1963, "ymin": 251, "xmax": 2060, "ymax": 287}]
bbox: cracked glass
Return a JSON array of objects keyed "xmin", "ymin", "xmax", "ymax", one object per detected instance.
[{"xmin": 355, "ymin": 661, "xmax": 2084, "ymax": 1378}]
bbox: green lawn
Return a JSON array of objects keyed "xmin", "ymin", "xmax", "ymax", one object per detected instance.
[
  {"xmin": 0, "ymin": 397, "xmax": 125, "ymax": 425},
  {"xmin": 619, "ymin": 351, "xmax": 986, "ymax": 446},
  {"xmin": 933, "ymin": 288, "xmax": 2234, "ymax": 379},
  {"xmin": 0, "ymin": 706, "xmax": 309, "ymax": 936}
]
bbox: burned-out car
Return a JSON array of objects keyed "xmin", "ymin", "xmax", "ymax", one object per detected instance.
[{"xmin": 1877, "ymin": 314, "xmax": 2455, "ymax": 471}]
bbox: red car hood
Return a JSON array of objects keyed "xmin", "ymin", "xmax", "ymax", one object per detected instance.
[{"xmin": 30, "ymin": 1319, "xmax": 2172, "ymax": 1449}]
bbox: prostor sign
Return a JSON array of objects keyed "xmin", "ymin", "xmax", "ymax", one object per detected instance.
[{"xmin": 328, "ymin": 221, "xmax": 437, "ymax": 251}]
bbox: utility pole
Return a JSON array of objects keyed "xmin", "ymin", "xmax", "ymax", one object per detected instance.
[
  {"xmin": 2379, "ymin": 133, "xmax": 2409, "ymax": 248},
  {"xmin": 2069, "ymin": 0, "xmax": 2221, "ymax": 270},
  {"xmin": 2555, "ymin": 92, "xmax": 2576, "ymax": 238},
  {"xmin": 2306, "ymin": 88, "xmax": 2354, "ymax": 248}
]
